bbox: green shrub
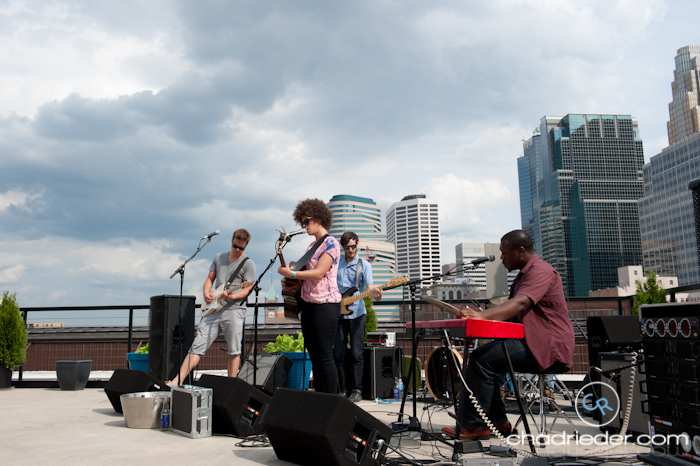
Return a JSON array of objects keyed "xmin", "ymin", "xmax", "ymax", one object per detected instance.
[
  {"xmin": 135, "ymin": 343, "xmax": 149, "ymax": 354},
  {"xmin": 263, "ymin": 331, "xmax": 305, "ymax": 353},
  {"xmin": 0, "ymin": 291, "xmax": 28, "ymax": 369},
  {"xmin": 364, "ymin": 296, "xmax": 378, "ymax": 340}
]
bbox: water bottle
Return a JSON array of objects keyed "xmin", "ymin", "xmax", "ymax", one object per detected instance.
[
  {"xmin": 393, "ymin": 378, "xmax": 401, "ymax": 400},
  {"xmin": 398, "ymin": 377, "xmax": 404, "ymax": 400},
  {"xmin": 160, "ymin": 396, "xmax": 170, "ymax": 431}
]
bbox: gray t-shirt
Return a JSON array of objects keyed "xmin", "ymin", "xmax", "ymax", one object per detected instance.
[{"xmin": 210, "ymin": 253, "xmax": 256, "ymax": 311}]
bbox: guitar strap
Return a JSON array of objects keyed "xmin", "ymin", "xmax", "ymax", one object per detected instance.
[
  {"xmin": 225, "ymin": 256, "xmax": 250, "ymax": 288},
  {"xmin": 355, "ymin": 258, "xmax": 363, "ymax": 291},
  {"xmin": 290, "ymin": 234, "xmax": 329, "ymax": 272}
]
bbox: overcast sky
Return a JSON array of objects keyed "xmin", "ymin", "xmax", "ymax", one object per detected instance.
[{"xmin": 1, "ymin": 0, "xmax": 698, "ymax": 325}]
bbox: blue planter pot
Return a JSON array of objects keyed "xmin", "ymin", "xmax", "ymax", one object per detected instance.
[
  {"xmin": 280, "ymin": 352, "xmax": 311, "ymax": 390},
  {"xmin": 127, "ymin": 353, "xmax": 149, "ymax": 373}
]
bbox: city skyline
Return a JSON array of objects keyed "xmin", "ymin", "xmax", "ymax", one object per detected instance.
[{"xmin": 1, "ymin": 2, "xmax": 699, "ymax": 322}]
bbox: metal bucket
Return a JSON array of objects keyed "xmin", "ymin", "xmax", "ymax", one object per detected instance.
[{"xmin": 120, "ymin": 391, "xmax": 171, "ymax": 429}]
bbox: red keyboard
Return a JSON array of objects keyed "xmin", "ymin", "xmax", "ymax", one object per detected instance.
[{"xmin": 406, "ymin": 318, "xmax": 524, "ymax": 339}]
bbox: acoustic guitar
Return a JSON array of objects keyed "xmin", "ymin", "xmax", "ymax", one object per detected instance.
[
  {"xmin": 201, "ymin": 280, "xmax": 254, "ymax": 317},
  {"xmin": 278, "ymin": 249, "xmax": 303, "ymax": 320},
  {"xmin": 340, "ymin": 277, "xmax": 408, "ymax": 315}
]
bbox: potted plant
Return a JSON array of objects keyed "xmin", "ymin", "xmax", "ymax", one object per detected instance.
[
  {"xmin": 127, "ymin": 342, "xmax": 149, "ymax": 373},
  {"xmin": 0, "ymin": 291, "xmax": 28, "ymax": 389},
  {"xmin": 264, "ymin": 331, "xmax": 311, "ymax": 390}
]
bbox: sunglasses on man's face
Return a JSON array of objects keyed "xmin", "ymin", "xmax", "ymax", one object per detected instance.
[
  {"xmin": 232, "ymin": 244, "xmax": 246, "ymax": 251},
  {"xmin": 343, "ymin": 244, "xmax": 357, "ymax": 251}
]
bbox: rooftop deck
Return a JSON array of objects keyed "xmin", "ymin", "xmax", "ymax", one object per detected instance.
[{"xmin": 2, "ymin": 374, "xmax": 651, "ymax": 466}]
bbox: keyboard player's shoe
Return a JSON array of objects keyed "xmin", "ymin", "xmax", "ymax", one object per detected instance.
[
  {"xmin": 441, "ymin": 426, "xmax": 491, "ymax": 440},
  {"xmin": 442, "ymin": 422, "xmax": 512, "ymax": 439}
]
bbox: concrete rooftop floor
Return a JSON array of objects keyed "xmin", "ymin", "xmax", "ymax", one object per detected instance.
[{"xmin": 1, "ymin": 372, "xmax": 654, "ymax": 466}]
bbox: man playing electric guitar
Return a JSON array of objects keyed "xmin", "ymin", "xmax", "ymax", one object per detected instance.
[
  {"xmin": 334, "ymin": 231, "xmax": 382, "ymax": 402},
  {"xmin": 169, "ymin": 229, "xmax": 256, "ymax": 385}
]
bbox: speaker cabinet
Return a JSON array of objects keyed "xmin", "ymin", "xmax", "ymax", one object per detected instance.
[
  {"xmin": 196, "ymin": 374, "xmax": 271, "ymax": 437},
  {"xmin": 587, "ymin": 315, "xmax": 642, "ymax": 369},
  {"xmin": 148, "ymin": 295, "xmax": 196, "ymax": 382},
  {"xmin": 104, "ymin": 369, "xmax": 167, "ymax": 413},
  {"xmin": 261, "ymin": 388, "xmax": 392, "ymax": 466},
  {"xmin": 237, "ymin": 353, "xmax": 292, "ymax": 395},
  {"xmin": 362, "ymin": 347, "xmax": 402, "ymax": 400},
  {"xmin": 598, "ymin": 352, "xmax": 649, "ymax": 436}
]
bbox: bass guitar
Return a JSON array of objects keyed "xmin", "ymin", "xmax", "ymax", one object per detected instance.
[
  {"xmin": 201, "ymin": 280, "xmax": 254, "ymax": 317},
  {"xmin": 340, "ymin": 277, "xmax": 408, "ymax": 315}
]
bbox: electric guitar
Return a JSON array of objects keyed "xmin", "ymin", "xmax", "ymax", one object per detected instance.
[
  {"xmin": 201, "ymin": 280, "xmax": 254, "ymax": 317},
  {"xmin": 340, "ymin": 277, "xmax": 408, "ymax": 315}
]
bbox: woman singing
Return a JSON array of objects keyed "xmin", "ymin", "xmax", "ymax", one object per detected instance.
[{"xmin": 277, "ymin": 198, "xmax": 341, "ymax": 394}]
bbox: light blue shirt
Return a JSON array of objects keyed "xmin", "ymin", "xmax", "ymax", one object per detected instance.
[{"xmin": 337, "ymin": 255, "xmax": 374, "ymax": 319}]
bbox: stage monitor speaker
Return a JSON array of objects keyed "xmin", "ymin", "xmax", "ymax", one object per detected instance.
[
  {"xmin": 148, "ymin": 295, "xmax": 196, "ymax": 382},
  {"xmin": 587, "ymin": 316, "xmax": 642, "ymax": 368},
  {"xmin": 237, "ymin": 353, "xmax": 292, "ymax": 395},
  {"xmin": 261, "ymin": 388, "xmax": 392, "ymax": 466},
  {"xmin": 598, "ymin": 352, "xmax": 649, "ymax": 436},
  {"xmin": 104, "ymin": 369, "xmax": 167, "ymax": 413},
  {"xmin": 196, "ymin": 374, "xmax": 271, "ymax": 437},
  {"xmin": 362, "ymin": 347, "xmax": 402, "ymax": 400}
]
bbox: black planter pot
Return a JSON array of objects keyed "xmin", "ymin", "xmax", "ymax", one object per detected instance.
[{"xmin": 0, "ymin": 364, "xmax": 12, "ymax": 389}]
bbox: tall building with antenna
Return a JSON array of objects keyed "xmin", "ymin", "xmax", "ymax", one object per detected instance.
[
  {"xmin": 641, "ymin": 45, "xmax": 700, "ymax": 286},
  {"xmin": 327, "ymin": 194, "xmax": 402, "ymax": 322}
]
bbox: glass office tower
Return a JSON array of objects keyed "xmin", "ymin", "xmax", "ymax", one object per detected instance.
[{"xmin": 519, "ymin": 114, "xmax": 645, "ymax": 296}]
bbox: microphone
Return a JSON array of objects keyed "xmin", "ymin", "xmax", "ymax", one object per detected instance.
[
  {"xmin": 285, "ymin": 229, "xmax": 306, "ymax": 238},
  {"xmin": 202, "ymin": 230, "xmax": 220, "ymax": 239},
  {"xmin": 470, "ymin": 255, "xmax": 495, "ymax": 265}
]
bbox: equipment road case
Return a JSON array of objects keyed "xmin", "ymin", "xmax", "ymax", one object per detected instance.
[{"xmin": 170, "ymin": 384, "xmax": 213, "ymax": 439}]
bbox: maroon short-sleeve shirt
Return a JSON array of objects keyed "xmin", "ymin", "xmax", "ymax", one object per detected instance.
[{"xmin": 511, "ymin": 254, "xmax": 574, "ymax": 372}]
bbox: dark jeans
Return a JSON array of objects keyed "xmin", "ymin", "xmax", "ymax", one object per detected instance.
[
  {"xmin": 334, "ymin": 315, "xmax": 365, "ymax": 391},
  {"xmin": 458, "ymin": 339, "xmax": 539, "ymax": 429},
  {"xmin": 300, "ymin": 300, "xmax": 341, "ymax": 394}
]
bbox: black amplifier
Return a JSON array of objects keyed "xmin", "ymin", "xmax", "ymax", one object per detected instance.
[{"xmin": 640, "ymin": 303, "xmax": 700, "ymax": 465}]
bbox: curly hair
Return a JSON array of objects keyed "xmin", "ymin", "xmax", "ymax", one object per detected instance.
[{"xmin": 293, "ymin": 198, "xmax": 333, "ymax": 230}]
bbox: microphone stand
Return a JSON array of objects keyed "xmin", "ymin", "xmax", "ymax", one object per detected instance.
[
  {"xmin": 392, "ymin": 261, "xmax": 490, "ymax": 434},
  {"xmin": 238, "ymin": 229, "xmax": 304, "ymax": 386},
  {"xmin": 169, "ymin": 235, "xmax": 214, "ymax": 385}
]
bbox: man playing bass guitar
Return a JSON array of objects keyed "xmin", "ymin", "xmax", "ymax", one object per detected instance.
[{"xmin": 335, "ymin": 231, "xmax": 382, "ymax": 402}]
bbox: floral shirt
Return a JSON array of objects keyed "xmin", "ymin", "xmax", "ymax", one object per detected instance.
[{"xmin": 301, "ymin": 236, "xmax": 341, "ymax": 304}]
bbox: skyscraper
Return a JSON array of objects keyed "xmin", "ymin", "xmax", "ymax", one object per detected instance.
[
  {"xmin": 667, "ymin": 46, "xmax": 700, "ymax": 145},
  {"xmin": 455, "ymin": 242, "xmax": 514, "ymax": 298},
  {"xmin": 386, "ymin": 195, "xmax": 442, "ymax": 298},
  {"xmin": 327, "ymin": 194, "xmax": 402, "ymax": 321},
  {"xmin": 519, "ymin": 114, "xmax": 645, "ymax": 296},
  {"xmin": 640, "ymin": 46, "xmax": 700, "ymax": 286}
]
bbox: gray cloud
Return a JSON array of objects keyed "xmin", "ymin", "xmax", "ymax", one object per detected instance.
[{"xmin": 0, "ymin": 0, "xmax": 697, "ymax": 311}]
